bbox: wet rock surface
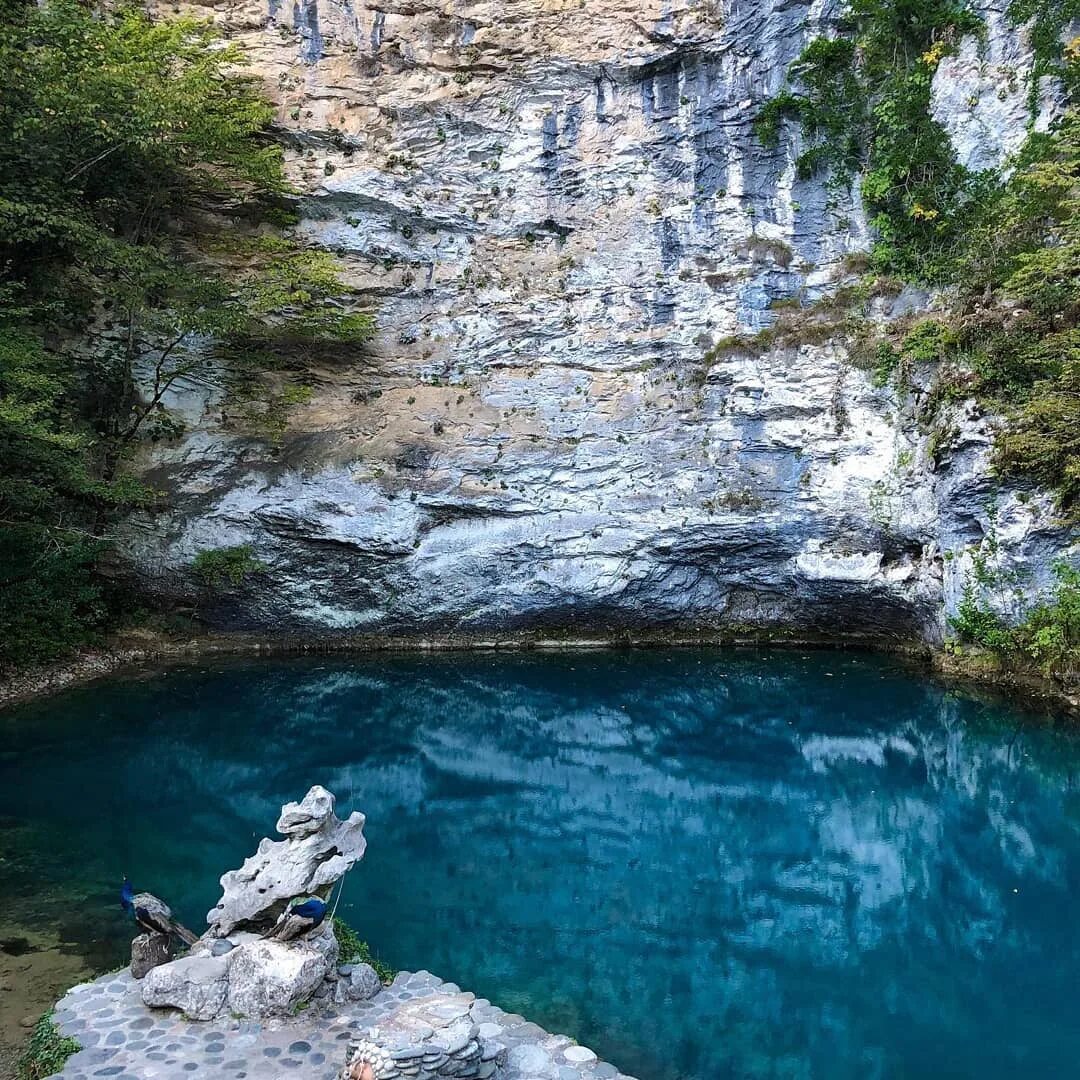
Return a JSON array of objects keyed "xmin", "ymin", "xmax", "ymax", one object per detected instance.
[{"xmin": 52, "ymin": 969, "xmax": 635, "ymax": 1080}]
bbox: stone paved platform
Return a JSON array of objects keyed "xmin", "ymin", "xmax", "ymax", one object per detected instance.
[{"xmin": 51, "ymin": 969, "xmax": 638, "ymax": 1080}]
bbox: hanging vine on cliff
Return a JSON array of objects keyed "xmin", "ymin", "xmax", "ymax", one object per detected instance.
[{"xmin": 754, "ymin": 0, "xmax": 988, "ymax": 280}]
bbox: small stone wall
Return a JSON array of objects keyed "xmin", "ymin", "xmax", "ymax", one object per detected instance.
[{"xmin": 50, "ymin": 968, "xmax": 636, "ymax": 1080}]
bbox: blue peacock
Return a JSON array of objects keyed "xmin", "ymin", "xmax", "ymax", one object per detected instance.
[
  {"xmin": 120, "ymin": 877, "xmax": 198, "ymax": 945},
  {"xmin": 122, "ymin": 877, "xmax": 327, "ymax": 946},
  {"xmin": 262, "ymin": 895, "xmax": 328, "ymax": 941}
]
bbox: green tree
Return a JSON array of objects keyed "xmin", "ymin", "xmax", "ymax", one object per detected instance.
[
  {"xmin": 754, "ymin": 0, "xmax": 988, "ymax": 279},
  {"xmin": 0, "ymin": 0, "xmax": 373, "ymax": 666},
  {"xmin": 948, "ymin": 48, "xmax": 1080, "ymax": 508}
]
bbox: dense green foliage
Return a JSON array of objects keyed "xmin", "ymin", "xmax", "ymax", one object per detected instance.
[
  {"xmin": 0, "ymin": 329, "xmax": 135, "ymax": 661},
  {"xmin": 758, "ymin": 3, "xmax": 1080, "ymax": 507},
  {"xmin": 333, "ymin": 916, "xmax": 396, "ymax": 982},
  {"xmin": 758, "ymin": 3, "xmax": 1079, "ymax": 670},
  {"xmin": 755, "ymin": 0, "xmax": 985, "ymax": 279},
  {"xmin": 755, "ymin": 39, "xmax": 863, "ymax": 179},
  {"xmin": 951, "ymin": 67, "xmax": 1080, "ymax": 508},
  {"xmin": 873, "ymin": 45, "xmax": 1080, "ymax": 513},
  {"xmin": 193, "ymin": 545, "xmax": 266, "ymax": 588},
  {"xmin": 951, "ymin": 560, "xmax": 1080, "ymax": 672},
  {"xmin": 0, "ymin": 1, "xmax": 372, "ymax": 667},
  {"xmin": 16, "ymin": 1012, "xmax": 80, "ymax": 1080}
]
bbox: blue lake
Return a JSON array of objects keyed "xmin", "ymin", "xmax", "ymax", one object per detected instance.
[{"xmin": 2, "ymin": 650, "xmax": 1079, "ymax": 1078}]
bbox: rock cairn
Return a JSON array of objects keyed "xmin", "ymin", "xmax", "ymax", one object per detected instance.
[{"xmin": 340, "ymin": 992, "xmax": 507, "ymax": 1080}]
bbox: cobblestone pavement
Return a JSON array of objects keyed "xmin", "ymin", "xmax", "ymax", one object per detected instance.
[{"xmin": 52, "ymin": 969, "xmax": 638, "ymax": 1080}]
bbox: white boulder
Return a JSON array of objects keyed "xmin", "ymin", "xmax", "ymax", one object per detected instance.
[
  {"xmin": 141, "ymin": 954, "xmax": 230, "ymax": 1020},
  {"xmin": 226, "ymin": 921, "xmax": 339, "ymax": 1019}
]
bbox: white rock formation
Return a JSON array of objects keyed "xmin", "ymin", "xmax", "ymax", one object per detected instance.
[
  {"xmin": 122, "ymin": 0, "xmax": 1075, "ymax": 645},
  {"xmin": 140, "ymin": 923, "xmax": 342, "ymax": 1019},
  {"xmin": 141, "ymin": 954, "xmax": 231, "ymax": 1020},
  {"xmin": 930, "ymin": 4, "xmax": 1067, "ymax": 173},
  {"xmin": 140, "ymin": 787, "xmax": 365, "ymax": 1020},
  {"xmin": 226, "ymin": 922, "xmax": 339, "ymax": 1018},
  {"xmin": 207, "ymin": 785, "xmax": 367, "ymax": 936}
]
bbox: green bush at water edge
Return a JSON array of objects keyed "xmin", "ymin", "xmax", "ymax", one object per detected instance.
[
  {"xmin": 950, "ymin": 560, "xmax": 1080, "ymax": 673},
  {"xmin": 333, "ymin": 916, "xmax": 396, "ymax": 984}
]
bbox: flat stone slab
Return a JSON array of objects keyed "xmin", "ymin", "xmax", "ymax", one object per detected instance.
[{"xmin": 51, "ymin": 969, "xmax": 637, "ymax": 1080}]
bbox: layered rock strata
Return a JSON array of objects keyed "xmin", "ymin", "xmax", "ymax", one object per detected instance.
[{"xmin": 124, "ymin": 0, "xmax": 1074, "ymax": 644}]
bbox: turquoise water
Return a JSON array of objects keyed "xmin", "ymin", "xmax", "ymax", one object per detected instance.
[{"xmin": 2, "ymin": 650, "xmax": 1080, "ymax": 1078}]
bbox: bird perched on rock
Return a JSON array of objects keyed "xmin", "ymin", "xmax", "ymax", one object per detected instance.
[
  {"xmin": 263, "ymin": 896, "xmax": 328, "ymax": 942},
  {"xmin": 120, "ymin": 877, "xmax": 198, "ymax": 945}
]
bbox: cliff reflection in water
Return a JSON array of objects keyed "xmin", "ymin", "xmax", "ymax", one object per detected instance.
[{"xmin": 2, "ymin": 650, "xmax": 1079, "ymax": 1079}]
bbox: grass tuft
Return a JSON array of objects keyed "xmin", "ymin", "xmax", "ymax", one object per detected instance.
[
  {"xmin": 17, "ymin": 1012, "xmax": 80, "ymax": 1080},
  {"xmin": 333, "ymin": 916, "xmax": 396, "ymax": 983}
]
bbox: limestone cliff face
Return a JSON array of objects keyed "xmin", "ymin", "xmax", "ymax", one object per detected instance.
[{"xmin": 129, "ymin": 0, "xmax": 1072, "ymax": 642}]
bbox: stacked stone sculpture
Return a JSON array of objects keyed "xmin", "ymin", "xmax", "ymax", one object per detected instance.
[
  {"xmin": 339, "ymin": 992, "xmax": 506, "ymax": 1080},
  {"xmin": 134, "ymin": 785, "xmax": 370, "ymax": 1020}
]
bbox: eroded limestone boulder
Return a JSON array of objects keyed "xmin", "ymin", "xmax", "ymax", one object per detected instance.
[
  {"xmin": 226, "ymin": 921, "xmax": 338, "ymax": 1019},
  {"xmin": 137, "ymin": 787, "xmax": 366, "ymax": 1020},
  {"xmin": 141, "ymin": 954, "xmax": 230, "ymax": 1020},
  {"xmin": 206, "ymin": 785, "xmax": 366, "ymax": 936},
  {"xmin": 277, "ymin": 786, "xmax": 336, "ymax": 836},
  {"xmin": 130, "ymin": 932, "xmax": 172, "ymax": 979},
  {"xmin": 139, "ymin": 921, "xmax": 340, "ymax": 1020},
  {"xmin": 339, "ymin": 992, "xmax": 506, "ymax": 1080}
]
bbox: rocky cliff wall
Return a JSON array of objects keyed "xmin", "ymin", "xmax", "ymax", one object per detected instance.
[{"xmin": 126, "ymin": 0, "xmax": 1073, "ymax": 643}]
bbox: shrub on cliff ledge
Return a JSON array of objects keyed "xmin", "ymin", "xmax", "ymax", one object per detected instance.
[
  {"xmin": 193, "ymin": 545, "xmax": 267, "ymax": 589},
  {"xmin": 333, "ymin": 916, "xmax": 396, "ymax": 983},
  {"xmin": 950, "ymin": 561, "xmax": 1080, "ymax": 674},
  {"xmin": 754, "ymin": 0, "xmax": 985, "ymax": 280}
]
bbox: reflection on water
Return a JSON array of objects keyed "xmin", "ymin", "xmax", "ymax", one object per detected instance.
[{"xmin": 2, "ymin": 650, "xmax": 1080, "ymax": 1079}]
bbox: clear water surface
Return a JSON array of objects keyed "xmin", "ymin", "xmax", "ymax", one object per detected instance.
[{"xmin": 2, "ymin": 650, "xmax": 1079, "ymax": 1079}]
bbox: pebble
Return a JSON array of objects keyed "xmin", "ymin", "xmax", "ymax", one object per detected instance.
[{"xmin": 564, "ymin": 1045, "xmax": 598, "ymax": 1064}]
